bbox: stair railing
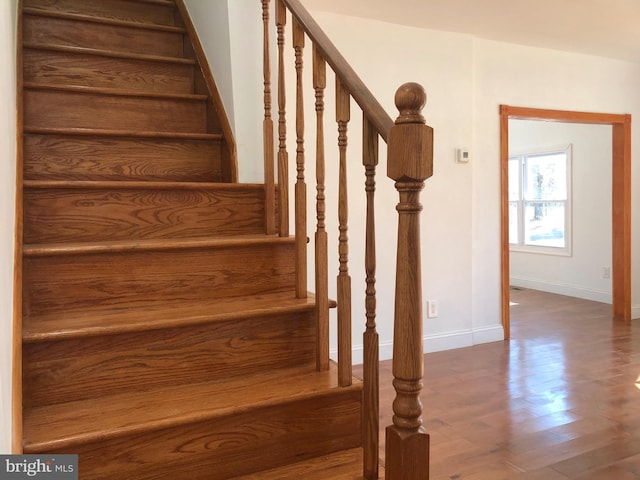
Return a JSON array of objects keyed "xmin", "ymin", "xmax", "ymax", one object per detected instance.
[{"xmin": 261, "ymin": 2, "xmax": 433, "ymax": 478}]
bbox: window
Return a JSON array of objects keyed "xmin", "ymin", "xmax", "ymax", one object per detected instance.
[{"xmin": 508, "ymin": 145, "xmax": 572, "ymax": 255}]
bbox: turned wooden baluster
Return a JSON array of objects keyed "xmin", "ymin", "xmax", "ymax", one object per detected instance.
[
  {"xmin": 336, "ymin": 77, "xmax": 352, "ymax": 387},
  {"xmin": 385, "ymin": 83, "xmax": 433, "ymax": 480},
  {"xmin": 275, "ymin": 0, "xmax": 289, "ymax": 236},
  {"xmin": 292, "ymin": 18, "xmax": 307, "ymax": 298},
  {"xmin": 262, "ymin": 0, "xmax": 275, "ymax": 235},
  {"xmin": 363, "ymin": 116, "xmax": 379, "ymax": 479},
  {"xmin": 313, "ymin": 45, "xmax": 329, "ymax": 371}
]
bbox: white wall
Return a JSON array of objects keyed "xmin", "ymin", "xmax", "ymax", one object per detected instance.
[
  {"xmin": 184, "ymin": 0, "xmax": 264, "ymax": 182},
  {"xmin": 509, "ymin": 120, "xmax": 612, "ymax": 303},
  {"xmin": 291, "ymin": 11, "xmax": 483, "ymax": 360},
  {"xmin": 1, "ymin": 0, "xmax": 17, "ymax": 453},
  {"xmin": 473, "ymin": 38, "xmax": 640, "ymax": 323}
]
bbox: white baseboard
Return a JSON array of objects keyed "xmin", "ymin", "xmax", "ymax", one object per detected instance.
[
  {"xmin": 633, "ymin": 305, "xmax": 640, "ymax": 320},
  {"xmin": 347, "ymin": 324, "xmax": 505, "ymax": 364},
  {"xmin": 510, "ymin": 276, "xmax": 612, "ymax": 304},
  {"xmin": 472, "ymin": 325, "xmax": 506, "ymax": 344}
]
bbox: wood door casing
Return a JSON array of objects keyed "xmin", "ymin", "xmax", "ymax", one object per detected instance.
[{"xmin": 499, "ymin": 105, "xmax": 632, "ymax": 339}]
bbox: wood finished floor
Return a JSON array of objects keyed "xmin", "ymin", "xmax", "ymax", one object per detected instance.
[{"xmin": 356, "ymin": 288, "xmax": 640, "ymax": 479}]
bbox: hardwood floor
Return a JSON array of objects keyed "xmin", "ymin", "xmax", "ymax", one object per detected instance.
[{"xmin": 356, "ymin": 288, "xmax": 640, "ymax": 479}]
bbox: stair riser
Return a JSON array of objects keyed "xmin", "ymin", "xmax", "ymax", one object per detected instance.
[
  {"xmin": 23, "ymin": 243, "xmax": 296, "ymax": 316},
  {"xmin": 24, "ymin": 186, "xmax": 267, "ymax": 243},
  {"xmin": 25, "ymin": 89, "xmax": 207, "ymax": 133},
  {"xmin": 34, "ymin": 389, "xmax": 362, "ymax": 480},
  {"xmin": 24, "ymin": 48, "xmax": 195, "ymax": 94},
  {"xmin": 25, "ymin": 0, "xmax": 177, "ymax": 27},
  {"xmin": 23, "ymin": 311, "xmax": 316, "ymax": 406},
  {"xmin": 24, "ymin": 14, "xmax": 184, "ymax": 58},
  {"xmin": 24, "ymin": 133, "xmax": 221, "ymax": 182}
]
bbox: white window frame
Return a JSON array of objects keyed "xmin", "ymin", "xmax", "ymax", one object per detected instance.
[{"xmin": 509, "ymin": 144, "xmax": 573, "ymax": 256}]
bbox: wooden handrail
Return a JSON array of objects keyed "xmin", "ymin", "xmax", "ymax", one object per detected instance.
[{"xmin": 282, "ymin": 0, "xmax": 394, "ymax": 141}]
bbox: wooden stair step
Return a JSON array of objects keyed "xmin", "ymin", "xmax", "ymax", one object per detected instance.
[
  {"xmin": 23, "ymin": 293, "xmax": 316, "ymax": 406},
  {"xmin": 23, "ymin": 366, "xmax": 363, "ymax": 480},
  {"xmin": 23, "ymin": 42, "xmax": 196, "ymax": 65},
  {"xmin": 23, "ymin": 292, "xmax": 316, "ymax": 342},
  {"xmin": 22, "ymin": 233, "xmax": 299, "ymax": 320},
  {"xmin": 24, "ymin": 10, "xmax": 185, "ymax": 58},
  {"xmin": 24, "ymin": 84, "xmax": 207, "ymax": 133},
  {"xmin": 23, "ymin": 7, "xmax": 185, "ymax": 33},
  {"xmin": 23, "ymin": 235, "xmax": 296, "ymax": 317},
  {"xmin": 24, "ymin": 128, "xmax": 222, "ymax": 182},
  {"xmin": 24, "ymin": 365, "xmax": 347, "ymax": 450},
  {"xmin": 24, "ymin": 181, "xmax": 268, "ymax": 243},
  {"xmin": 24, "ymin": 44, "xmax": 195, "ymax": 94},
  {"xmin": 231, "ymin": 448, "xmax": 383, "ymax": 480},
  {"xmin": 24, "ymin": 0, "xmax": 179, "ymax": 27}
]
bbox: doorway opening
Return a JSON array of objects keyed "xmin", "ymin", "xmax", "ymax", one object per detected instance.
[{"xmin": 500, "ymin": 106, "xmax": 631, "ymax": 339}]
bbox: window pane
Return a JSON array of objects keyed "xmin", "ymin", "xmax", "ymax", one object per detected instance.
[
  {"xmin": 508, "ymin": 202, "xmax": 518, "ymax": 244},
  {"xmin": 508, "ymin": 158, "xmax": 520, "ymax": 201},
  {"xmin": 524, "ymin": 153, "xmax": 566, "ymax": 201},
  {"xmin": 524, "ymin": 201, "xmax": 565, "ymax": 247}
]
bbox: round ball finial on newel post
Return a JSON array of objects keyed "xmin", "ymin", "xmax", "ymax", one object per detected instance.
[
  {"xmin": 385, "ymin": 81, "xmax": 433, "ymax": 480},
  {"xmin": 394, "ymin": 82, "xmax": 427, "ymax": 125}
]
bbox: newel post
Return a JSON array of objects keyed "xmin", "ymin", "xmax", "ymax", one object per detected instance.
[{"xmin": 385, "ymin": 83, "xmax": 433, "ymax": 480}]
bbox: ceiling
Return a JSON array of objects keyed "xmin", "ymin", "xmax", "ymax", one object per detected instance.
[{"xmin": 300, "ymin": 0, "xmax": 640, "ymax": 63}]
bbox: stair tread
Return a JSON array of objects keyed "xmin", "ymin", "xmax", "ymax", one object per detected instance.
[
  {"xmin": 23, "ymin": 364, "xmax": 359, "ymax": 452},
  {"xmin": 23, "ymin": 6, "xmax": 185, "ymax": 33},
  {"xmin": 25, "ymin": 126, "xmax": 221, "ymax": 140},
  {"xmin": 23, "ymin": 233, "xmax": 293, "ymax": 256},
  {"xmin": 24, "ymin": 82, "xmax": 207, "ymax": 101},
  {"xmin": 24, "ymin": 292, "xmax": 314, "ymax": 342},
  {"xmin": 23, "ymin": 42, "xmax": 195, "ymax": 65},
  {"xmin": 231, "ymin": 448, "xmax": 383, "ymax": 480},
  {"xmin": 24, "ymin": 179, "xmax": 254, "ymax": 189}
]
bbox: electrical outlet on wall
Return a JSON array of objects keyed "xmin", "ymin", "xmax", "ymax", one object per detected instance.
[
  {"xmin": 602, "ymin": 267, "xmax": 611, "ymax": 279},
  {"xmin": 427, "ymin": 300, "xmax": 438, "ymax": 318}
]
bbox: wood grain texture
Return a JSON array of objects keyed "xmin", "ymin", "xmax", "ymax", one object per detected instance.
[
  {"xmin": 24, "ymin": 0, "xmax": 178, "ymax": 26},
  {"xmin": 336, "ymin": 77, "xmax": 352, "ymax": 388},
  {"xmin": 499, "ymin": 105, "xmax": 511, "ymax": 340},
  {"xmin": 362, "ymin": 117, "xmax": 379, "ymax": 480},
  {"xmin": 24, "ymin": 131, "xmax": 221, "ymax": 181},
  {"xmin": 276, "ymin": 0, "xmax": 289, "ymax": 236},
  {"xmin": 385, "ymin": 84, "xmax": 432, "ymax": 479},
  {"xmin": 25, "ymin": 86, "xmax": 207, "ymax": 133},
  {"xmin": 234, "ymin": 447, "xmax": 382, "ymax": 479},
  {"xmin": 23, "ymin": 309, "xmax": 315, "ymax": 406},
  {"xmin": 30, "ymin": 385, "xmax": 362, "ymax": 480},
  {"xmin": 13, "ymin": 0, "xmax": 25, "ymax": 453},
  {"xmin": 23, "ymin": 237, "xmax": 296, "ymax": 316},
  {"xmin": 262, "ymin": 0, "xmax": 275, "ymax": 235},
  {"xmin": 357, "ymin": 289, "xmax": 640, "ymax": 479},
  {"xmin": 24, "ymin": 46, "xmax": 195, "ymax": 93},
  {"xmin": 293, "ymin": 17, "xmax": 307, "ymax": 298},
  {"xmin": 24, "ymin": 182, "xmax": 267, "ymax": 243},
  {"xmin": 19, "ymin": 0, "xmax": 366, "ymax": 476},
  {"xmin": 24, "ymin": 364, "xmax": 348, "ymax": 448},
  {"xmin": 23, "ymin": 12, "xmax": 184, "ymax": 57},
  {"xmin": 313, "ymin": 45, "xmax": 329, "ymax": 371},
  {"xmin": 612, "ymin": 117, "xmax": 632, "ymax": 321},
  {"xmin": 23, "ymin": 292, "xmax": 317, "ymax": 342}
]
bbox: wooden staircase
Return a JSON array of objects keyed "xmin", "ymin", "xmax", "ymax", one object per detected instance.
[{"xmin": 19, "ymin": 0, "xmax": 366, "ymax": 478}]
